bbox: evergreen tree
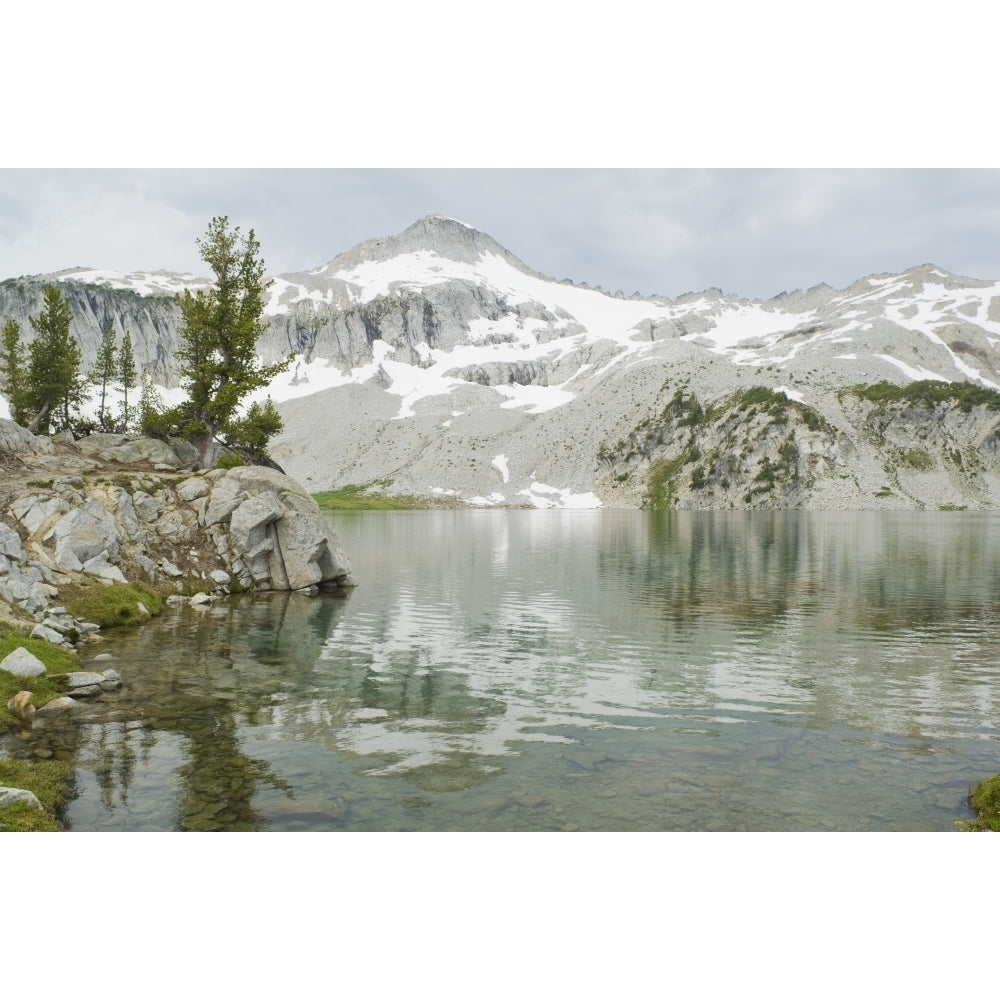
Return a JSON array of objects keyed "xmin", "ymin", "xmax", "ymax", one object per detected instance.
[
  {"xmin": 0, "ymin": 318, "xmax": 28, "ymax": 424},
  {"xmin": 225, "ymin": 397, "xmax": 283, "ymax": 460},
  {"xmin": 26, "ymin": 284, "xmax": 82, "ymax": 434},
  {"xmin": 117, "ymin": 329, "xmax": 137, "ymax": 431},
  {"xmin": 137, "ymin": 368, "xmax": 166, "ymax": 437},
  {"xmin": 170, "ymin": 216, "xmax": 290, "ymax": 467},
  {"xmin": 90, "ymin": 320, "xmax": 117, "ymax": 430}
]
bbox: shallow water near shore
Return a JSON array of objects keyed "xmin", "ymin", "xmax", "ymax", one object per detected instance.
[{"xmin": 10, "ymin": 509, "xmax": 1000, "ymax": 831}]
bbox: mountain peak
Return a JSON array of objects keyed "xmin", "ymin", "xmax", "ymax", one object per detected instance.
[{"xmin": 313, "ymin": 215, "xmax": 541, "ymax": 279}]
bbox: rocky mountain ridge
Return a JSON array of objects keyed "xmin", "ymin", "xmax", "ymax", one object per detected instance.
[{"xmin": 3, "ymin": 215, "xmax": 1000, "ymax": 508}]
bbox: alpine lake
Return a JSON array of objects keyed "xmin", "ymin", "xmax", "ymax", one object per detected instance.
[{"xmin": 9, "ymin": 509, "xmax": 1000, "ymax": 832}]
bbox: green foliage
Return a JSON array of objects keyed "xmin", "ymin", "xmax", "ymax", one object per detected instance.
[
  {"xmin": 214, "ymin": 452, "xmax": 247, "ymax": 469},
  {"xmin": 843, "ymin": 379, "xmax": 1000, "ymax": 412},
  {"xmin": 58, "ymin": 580, "xmax": 164, "ymax": 629},
  {"xmin": 117, "ymin": 329, "xmax": 138, "ymax": 430},
  {"xmin": 173, "ymin": 217, "xmax": 292, "ymax": 467},
  {"xmin": 0, "ymin": 758, "xmax": 75, "ymax": 832},
  {"xmin": 90, "ymin": 320, "xmax": 117, "ymax": 430},
  {"xmin": 223, "ymin": 397, "xmax": 283, "ymax": 460},
  {"xmin": 25, "ymin": 284, "xmax": 84, "ymax": 434},
  {"xmin": 644, "ymin": 451, "xmax": 696, "ymax": 509},
  {"xmin": 0, "ymin": 318, "xmax": 29, "ymax": 423},
  {"xmin": 137, "ymin": 369, "xmax": 167, "ymax": 437},
  {"xmin": 963, "ymin": 773, "xmax": 1000, "ymax": 831}
]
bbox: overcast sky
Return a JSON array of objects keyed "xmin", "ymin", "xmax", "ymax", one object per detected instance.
[
  {"xmin": 4, "ymin": 6, "xmax": 999, "ymax": 306},
  {"xmin": 1, "ymin": 168, "xmax": 998, "ymax": 302}
]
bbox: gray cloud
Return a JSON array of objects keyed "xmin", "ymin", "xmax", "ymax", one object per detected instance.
[{"xmin": 0, "ymin": 168, "xmax": 998, "ymax": 302}]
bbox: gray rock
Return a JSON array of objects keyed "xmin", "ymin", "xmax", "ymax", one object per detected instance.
[
  {"xmin": 64, "ymin": 672, "xmax": 106, "ymax": 697},
  {"xmin": 230, "ymin": 493, "xmax": 285, "ymax": 552},
  {"xmin": 82, "ymin": 555, "xmax": 127, "ymax": 583},
  {"xmin": 189, "ymin": 592, "xmax": 213, "ymax": 606},
  {"xmin": 210, "ymin": 569, "xmax": 231, "ymax": 585},
  {"xmin": 0, "ymin": 787, "xmax": 43, "ymax": 811},
  {"xmin": 0, "ymin": 647, "xmax": 47, "ymax": 677},
  {"xmin": 13, "ymin": 495, "xmax": 69, "ymax": 535},
  {"xmin": 31, "ymin": 622, "xmax": 68, "ymax": 644},
  {"xmin": 132, "ymin": 491, "xmax": 164, "ymax": 523},
  {"xmin": 0, "ymin": 417, "xmax": 52, "ymax": 455},
  {"xmin": 154, "ymin": 510, "xmax": 191, "ymax": 544},
  {"xmin": 176, "ymin": 477, "xmax": 211, "ymax": 502},
  {"xmin": 273, "ymin": 509, "xmax": 336, "ymax": 590},
  {"xmin": 35, "ymin": 696, "xmax": 81, "ymax": 714},
  {"xmin": 76, "ymin": 434, "xmax": 182, "ymax": 468},
  {"xmin": 204, "ymin": 490, "xmax": 246, "ymax": 527},
  {"xmin": 0, "ymin": 523, "xmax": 22, "ymax": 559},
  {"xmin": 100, "ymin": 668, "xmax": 123, "ymax": 690},
  {"xmin": 51, "ymin": 501, "xmax": 121, "ymax": 571},
  {"xmin": 160, "ymin": 559, "xmax": 183, "ymax": 577}
]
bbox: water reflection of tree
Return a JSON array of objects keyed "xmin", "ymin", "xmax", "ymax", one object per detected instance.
[
  {"xmin": 599, "ymin": 510, "xmax": 1000, "ymax": 738},
  {"xmin": 63, "ymin": 591, "xmax": 351, "ymax": 830}
]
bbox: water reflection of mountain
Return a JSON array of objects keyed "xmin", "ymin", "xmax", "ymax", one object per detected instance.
[{"xmin": 29, "ymin": 510, "xmax": 1000, "ymax": 829}]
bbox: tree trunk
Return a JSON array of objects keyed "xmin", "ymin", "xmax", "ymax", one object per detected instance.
[
  {"xmin": 194, "ymin": 424, "xmax": 219, "ymax": 469},
  {"xmin": 27, "ymin": 399, "xmax": 50, "ymax": 435}
]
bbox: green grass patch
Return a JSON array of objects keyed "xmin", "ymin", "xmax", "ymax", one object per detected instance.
[
  {"xmin": 902, "ymin": 447, "xmax": 934, "ymax": 471},
  {"xmin": 58, "ymin": 580, "xmax": 165, "ymax": 628},
  {"xmin": 644, "ymin": 452, "xmax": 693, "ymax": 509},
  {"xmin": 0, "ymin": 627, "xmax": 82, "ymax": 730},
  {"xmin": 313, "ymin": 483, "xmax": 466, "ymax": 510},
  {"xmin": 961, "ymin": 773, "xmax": 1000, "ymax": 831},
  {"xmin": 0, "ymin": 757, "xmax": 75, "ymax": 832}
]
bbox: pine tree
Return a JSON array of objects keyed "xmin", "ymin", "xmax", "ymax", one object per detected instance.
[
  {"xmin": 171, "ymin": 216, "xmax": 291, "ymax": 467},
  {"xmin": 137, "ymin": 368, "xmax": 167, "ymax": 437},
  {"xmin": 0, "ymin": 318, "xmax": 28, "ymax": 424},
  {"xmin": 26, "ymin": 284, "xmax": 82, "ymax": 435},
  {"xmin": 117, "ymin": 329, "xmax": 138, "ymax": 431},
  {"xmin": 90, "ymin": 320, "xmax": 117, "ymax": 431},
  {"xmin": 225, "ymin": 397, "xmax": 283, "ymax": 460}
]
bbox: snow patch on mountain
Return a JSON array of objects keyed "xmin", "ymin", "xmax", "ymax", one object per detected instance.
[{"xmin": 55, "ymin": 267, "xmax": 211, "ymax": 297}]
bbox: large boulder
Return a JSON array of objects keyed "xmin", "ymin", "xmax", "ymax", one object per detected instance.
[
  {"xmin": 0, "ymin": 418, "xmax": 52, "ymax": 456},
  {"xmin": 50, "ymin": 501, "xmax": 121, "ymax": 572},
  {"xmin": 75, "ymin": 433, "xmax": 187, "ymax": 468},
  {"xmin": 0, "ymin": 647, "xmax": 47, "ymax": 678},
  {"xmin": 197, "ymin": 466, "xmax": 356, "ymax": 591},
  {"xmin": 0, "ymin": 787, "xmax": 43, "ymax": 811}
]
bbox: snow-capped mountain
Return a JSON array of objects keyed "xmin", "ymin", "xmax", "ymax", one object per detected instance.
[{"xmin": 4, "ymin": 214, "xmax": 1000, "ymax": 509}]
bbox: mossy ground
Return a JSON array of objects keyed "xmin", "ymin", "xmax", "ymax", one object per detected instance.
[
  {"xmin": 0, "ymin": 624, "xmax": 81, "ymax": 831},
  {"xmin": 0, "ymin": 757, "xmax": 75, "ymax": 832},
  {"xmin": 58, "ymin": 580, "xmax": 165, "ymax": 628}
]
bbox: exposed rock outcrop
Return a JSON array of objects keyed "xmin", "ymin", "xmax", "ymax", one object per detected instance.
[{"xmin": 0, "ymin": 418, "xmax": 356, "ymax": 635}]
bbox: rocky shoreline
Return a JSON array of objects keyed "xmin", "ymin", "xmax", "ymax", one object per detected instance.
[
  {"xmin": 1, "ymin": 417, "xmax": 356, "ymax": 631},
  {"xmin": 1, "ymin": 417, "xmax": 357, "ymax": 824}
]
